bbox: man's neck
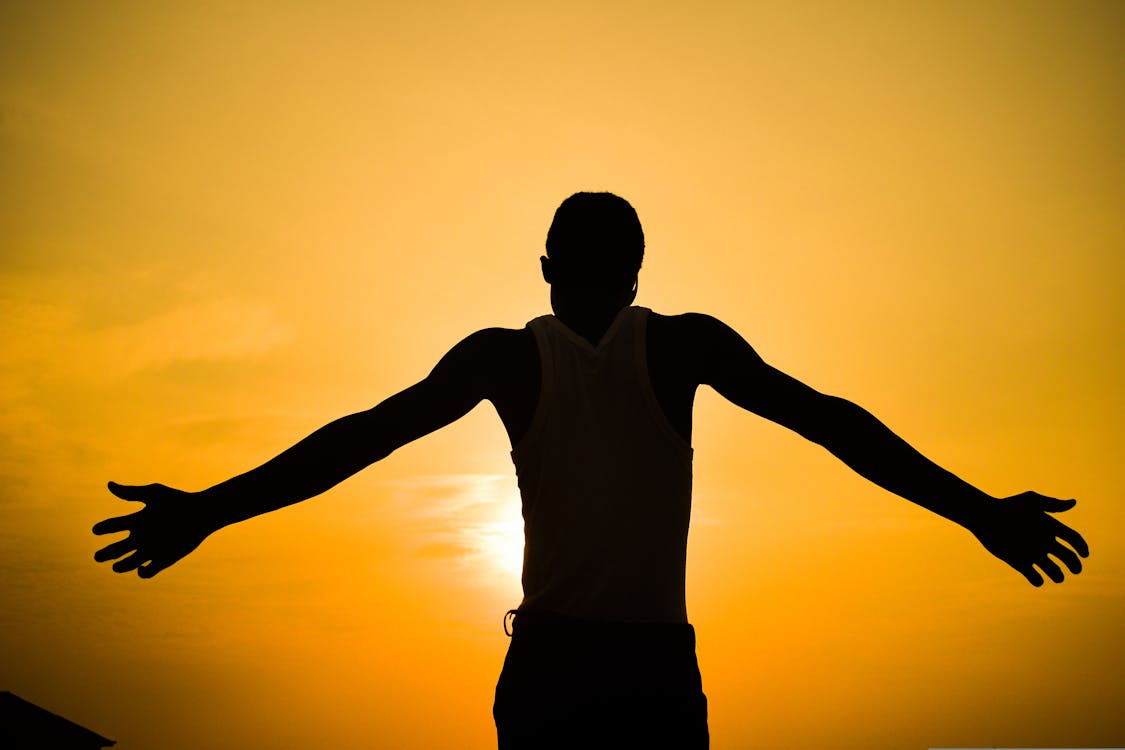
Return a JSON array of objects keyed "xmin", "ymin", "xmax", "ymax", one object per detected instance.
[{"xmin": 553, "ymin": 304, "xmax": 630, "ymax": 347}]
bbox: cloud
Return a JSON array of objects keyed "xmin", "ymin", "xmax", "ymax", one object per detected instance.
[
  {"xmin": 87, "ymin": 298, "xmax": 295, "ymax": 380},
  {"xmin": 0, "ymin": 286, "xmax": 295, "ymax": 506},
  {"xmin": 385, "ymin": 474, "xmax": 524, "ymax": 579},
  {"xmin": 385, "ymin": 473, "xmax": 513, "ymax": 516},
  {"xmin": 1, "ymin": 293, "xmax": 295, "ymax": 384}
]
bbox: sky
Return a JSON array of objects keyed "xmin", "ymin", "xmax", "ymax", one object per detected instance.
[{"xmin": 1, "ymin": 1, "xmax": 1123, "ymax": 748}]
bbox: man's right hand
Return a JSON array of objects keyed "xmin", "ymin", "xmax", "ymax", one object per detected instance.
[{"xmin": 93, "ymin": 481, "xmax": 217, "ymax": 579}]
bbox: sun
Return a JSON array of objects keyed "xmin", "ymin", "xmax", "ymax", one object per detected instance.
[
  {"xmin": 445, "ymin": 478, "xmax": 525, "ymax": 584},
  {"xmin": 473, "ymin": 516, "xmax": 525, "ymax": 580}
]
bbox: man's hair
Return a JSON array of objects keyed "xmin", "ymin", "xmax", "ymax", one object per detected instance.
[{"xmin": 546, "ymin": 192, "xmax": 644, "ymax": 288}]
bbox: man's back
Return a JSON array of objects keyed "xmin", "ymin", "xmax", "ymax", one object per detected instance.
[
  {"xmin": 506, "ymin": 306, "xmax": 694, "ymax": 622},
  {"xmin": 483, "ymin": 309, "xmax": 702, "ymax": 450}
]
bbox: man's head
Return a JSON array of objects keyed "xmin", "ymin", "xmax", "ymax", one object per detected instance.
[{"xmin": 542, "ymin": 192, "xmax": 644, "ymax": 293}]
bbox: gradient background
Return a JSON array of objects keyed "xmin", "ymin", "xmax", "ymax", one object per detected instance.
[{"xmin": 2, "ymin": 2, "xmax": 1122, "ymax": 748}]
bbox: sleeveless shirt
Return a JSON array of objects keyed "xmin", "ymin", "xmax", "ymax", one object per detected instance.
[{"xmin": 510, "ymin": 306, "xmax": 694, "ymax": 623}]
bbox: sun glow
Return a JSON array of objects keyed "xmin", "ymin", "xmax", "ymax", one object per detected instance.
[
  {"xmin": 467, "ymin": 516, "xmax": 525, "ymax": 581},
  {"xmin": 390, "ymin": 474, "xmax": 525, "ymax": 585}
]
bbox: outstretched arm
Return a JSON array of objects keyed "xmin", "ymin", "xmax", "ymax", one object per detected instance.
[
  {"xmin": 94, "ymin": 329, "xmax": 503, "ymax": 577},
  {"xmin": 689, "ymin": 314, "xmax": 1088, "ymax": 586}
]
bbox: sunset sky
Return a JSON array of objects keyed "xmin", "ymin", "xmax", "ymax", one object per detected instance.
[{"xmin": 2, "ymin": 2, "xmax": 1123, "ymax": 748}]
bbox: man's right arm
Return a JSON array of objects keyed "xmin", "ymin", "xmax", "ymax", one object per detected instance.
[
  {"xmin": 94, "ymin": 327, "xmax": 508, "ymax": 578},
  {"xmin": 684, "ymin": 313, "xmax": 1087, "ymax": 585}
]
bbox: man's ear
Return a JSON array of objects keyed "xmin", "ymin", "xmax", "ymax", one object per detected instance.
[
  {"xmin": 540, "ymin": 255, "xmax": 554, "ymax": 284},
  {"xmin": 626, "ymin": 277, "xmax": 638, "ymax": 304}
]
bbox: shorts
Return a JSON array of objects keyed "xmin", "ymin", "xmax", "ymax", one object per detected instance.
[{"xmin": 493, "ymin": 607, "xmax": 709, "ymax": 749}]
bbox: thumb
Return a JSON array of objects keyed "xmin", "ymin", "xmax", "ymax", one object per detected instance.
[
  {"xmin": 107, "ymin": 481, "xmax": 160, "ymax": 502},
  {"xmin": 1036, "ymin": 495, "xmax": 1077, "ymax": 513}
]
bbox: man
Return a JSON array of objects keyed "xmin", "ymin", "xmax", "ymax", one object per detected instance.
[{"xmin": 94, "ymin": 192, "xmax": 1088, "ymax": 748}]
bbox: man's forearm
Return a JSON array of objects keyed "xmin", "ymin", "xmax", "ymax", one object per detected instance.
[
  {"xmin": 196, "ymin": 409, "xmax": 390, "ymax": 529},
  {"xmin": 815, "ymin": 397, "xmax": 994, "ymax": 528}
]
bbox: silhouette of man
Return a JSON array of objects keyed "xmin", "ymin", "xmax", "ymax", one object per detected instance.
[{"xmin": 94, "ymin": 192, "xmax": 1088, "ymax": 749}]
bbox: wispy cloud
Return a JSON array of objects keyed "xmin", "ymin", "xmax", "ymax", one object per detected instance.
[
  {"xmin": 0, "ymin": 283, "xmax": 295, "ymax": 507},
  {"xmin": 87, "ymin": 297, "xmax": 295, "ymax": 379},
  {"xmin": 2, "ymin": 292, "xmax": 294, "ymax": 383},
  {"xmin": 385, "ymin": 474, "xmax": 525, "ymax": 580}
]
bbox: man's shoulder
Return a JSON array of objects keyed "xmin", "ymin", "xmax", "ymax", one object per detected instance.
[
  {"xmin": 463, "ymin": 324, "xmax": 534, "ymax": 346},
  {"xmin": 456, "ymin": 325, "xmax": 536, "ymax": 365},
  {"xmin": 645, "ymin": 310, "xmax": 739, "ymax": 386},
  {"xmin": 647, "ymin": 310, "xmax": 731, "ymax": 342},
  {"xmin": 450, "ymin": 326, "xmax": 537, "ymax": 410}
]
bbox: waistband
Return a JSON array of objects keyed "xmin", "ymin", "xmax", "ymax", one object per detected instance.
[{"xmin": 504, "ymin": 607, "xmax": 695, "ymax": 643}]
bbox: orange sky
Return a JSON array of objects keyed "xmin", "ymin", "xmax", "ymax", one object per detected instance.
[{"xmin": 2, "ymin": 2, "xmax": 1123, "ymax": 748}]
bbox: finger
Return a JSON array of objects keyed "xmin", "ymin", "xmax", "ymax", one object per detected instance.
[
  {"xmin": 1049, "ymin": 543, "xmax": 1082, "ymax": 576},
  {"xmin": 138, "ymin": 560, "xmax": 167, "ymax": 579},
  {"xmin": 94, "ymin": 538, "xmax": 136, "ymax": 562},
  {"xmin": 107, "ymin": 481, "xmax": 162, "ymax": 502},
  {"xmin": 1036, "ymin": 557, "xmax": 1065, "ymax": 584},
  {"xmin": 1017, "ymin": 565, "xmax": 1044, "ymax": 587},
  {"xmin": 112, "ymin": 551, "xmax": 148, "ymax": 574},
  {"xmin": 1038, "ymin": 495, "xmax": 1077, "ymax": 513},
  {"xmin": 1055, "ymin": 523, "xmax": 1089, "ymax": 558},
  {"xmin": 92, "ymin": 512, "xmax": 140, "ymax": 535}
]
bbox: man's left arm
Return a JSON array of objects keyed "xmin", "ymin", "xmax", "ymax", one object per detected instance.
[
  {"xmin": 790, "ymin": 394, "xmax": 1089, "ymax": 586},
  {"xmin": 692, "ymin": 313, "xmax": 1089, "ymax": 586}
]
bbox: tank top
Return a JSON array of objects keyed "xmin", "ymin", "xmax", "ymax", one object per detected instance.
[{"xmin": 511, "ymin": 305, "xmax": 694, "ymax": 623}]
